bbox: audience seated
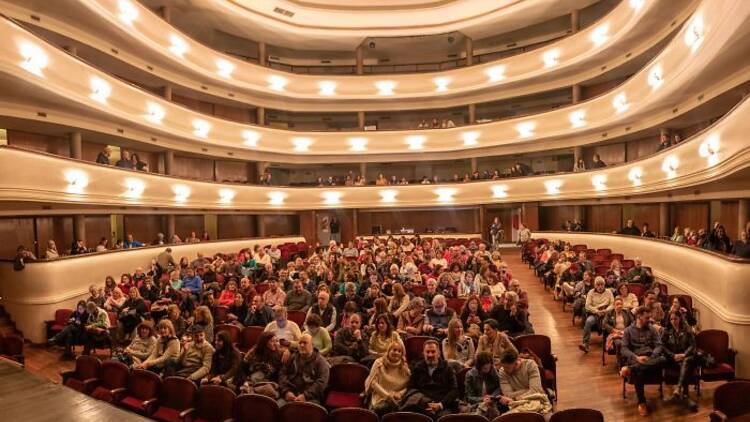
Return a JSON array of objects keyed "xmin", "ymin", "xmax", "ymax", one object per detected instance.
[
  {"xmin": 278, "ymin": 333, "xmax": 330, "ymax": 405},
  {"xmin": 476, "ymin": 319, "xmax": 517, "ymax": 366},
  {"xmin": 400, "ymin": 339, "xmax": 458, "ymax": 418},
  {"xmin": 365, "ymin": 342, "xmax": 411, "ymax": 416},
  {"xmin": 620, "ymin": 307, "xmax": 666, "ymax": 417},
  {"xmin": 498, "ymin": 349, "xmax": 552, "ymax": 417}
]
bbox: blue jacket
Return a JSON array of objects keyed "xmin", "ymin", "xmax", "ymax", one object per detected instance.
[
  {"xmin": 123, "ymin": 240, "xmax": 145, "ymax": 249},
  {"xmin": 182, "ymin": 275, "xmax": 203, "ymax": 294}
]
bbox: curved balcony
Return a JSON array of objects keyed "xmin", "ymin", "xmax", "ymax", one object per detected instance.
[
  {"xmin": 0, "ymin": 91, "xmax": 748, "ymax": 211},
  {"xmin": 1, "ymin": 0, "xmax": 747, "ymax": 161},
  {"xmin": 1, "ymin": 0, "xmax": 694, "ymax": 111},
  {"xmin": 0, "ymin": 236, "xmax": 304, "ymax": 342},
  {"xmin": 534, "ymin": 231, "xmax": 750, "ymax": 377}
]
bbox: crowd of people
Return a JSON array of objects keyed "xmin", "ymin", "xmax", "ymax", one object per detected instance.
[
  {"xmin": 96, "ymin": 148, "xmax": 150, "ymax": 172},
  {"xmin": 524, "ymin": 238, "xmax": 704, "ymax": 416},
  {"xmin": 47, "ymin": 236, "xmax": 559, "ymax": 419}
]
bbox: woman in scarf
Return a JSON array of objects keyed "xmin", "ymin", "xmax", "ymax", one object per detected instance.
[
  {"xmin": 442, "ymin": 318, "xmax": 476, "ymax": 373},
  {"xmin": 365, "ymin": 341, "xmax": 411, "ymax": 416}
]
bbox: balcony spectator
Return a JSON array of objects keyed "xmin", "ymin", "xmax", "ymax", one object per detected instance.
[
  {"xmin": 705, "ymin": 222, "xmax": 733, "ymax": 253},
  {"xmin": 96, "ymin": 146, "xmax": 112, "ymax": 165},
  {"xmin": 116, "ymin": 150, "xmax": 134, "ymax": 169},
  {"xmin": 131, "ymin": 153, "xmax": 148, "ymax": 171},
  {"xmin": 573, "ymin": 159, "xmax": 586, "ymax": 172},
  {"xmin": 389, "ymin": 175, "xmax": 398, "ymax": 185},
  {"xmin": 732, "ymin": 230, "xmax": 750, "ymax": 258},
  {"xmin": 591, "ymin": 154, "xmax": 607, "ymax": 168},
  {"xmin": 70, "ymin": 239, "xmax": 88, "ymax": 255},
  {"xmin": 431, "ymin": 118, "xmax": 440, "ymax": 128},
  {"xmin": 45, "ymin": 239, "xmax": 60, "ymax": 259},
  {"xmin": 420, "ymin": 176, "xmax": 431, "ymax": 184},
  {"xmin": 618, "ymin": 219, "xmax": 641, "ymax": 236},
  {"xmin": 417, "ymin": 119, "xmax": 428, "ymax": 129},
  {"xmin": 641, "ymin": 223, "xmax": 656, "ymax": 238},
  {"xmin": 657, "ymin": 132, "xmax": 672, "ymax": 151},
  {"xmin": 376, "ymin": 173, "xmax": 388, "ymax": 186},
  {"xmin": 123, "ymin": 233, "xmax": 145, "ymax": 249},
  {"xmin": 95, "ymin": 237, "xmax": 109, "ymax": 252},
  {"xmin": 670, "ymin": 226, "xmax": 685, "ymax": 243}
]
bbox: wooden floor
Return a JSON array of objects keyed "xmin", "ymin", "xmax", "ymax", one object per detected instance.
[{"xmin": 21, "ymin": 248, "xmax": 721, "ymax": 421}]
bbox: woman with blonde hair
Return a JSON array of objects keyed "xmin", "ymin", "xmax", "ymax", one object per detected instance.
[
  {"xmin": 396, "ymin": 297, "xmax": 426, "ymax": 337},
  {"xmin": 388, "ymin": 283, "xmax": 410, "ymax": 318},
  {"xmin": 193, "ymin": 305, "xmax": 214, "ymax": 341},
  {"xmin": 365, "ymin": 341, "xmax": 411, "ymax": 416},
  {"xmin": 442, "ymin": 318, "xmax": 475, "ymax": 373},
  {"xmin": 134, "ymin": 319, "xmax": 180, "ymax": 374},
  {"xmin": 104, "ymin": 287, "xmax": 126, "ymax": 312}
]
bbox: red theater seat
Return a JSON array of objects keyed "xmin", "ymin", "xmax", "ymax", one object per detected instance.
[
  {"xmin": 382, "ymin": 412, "xmax": 433, "ymax": 422},
  {"xmin": 61, "ymin": 355, "xmax": 101, "ymax": 394},
  {"xmin": 234, "ymin": 393, "xmax": 279, "ymax": 422},
  {"xmin": 329, "ymin": 407, "xmax": 378, "ymax": 422},
  {"xmin": 46, "ymin": 308, "xmax": 73, "ymax": 339},
  {"xmin": 491, "ymin": 413, "xmax": 545, "ymax": 422},
  {"xmin": 239, "ymin": 326, "xmax": 264, "ymax": 352},
  {"xmin": 193, "ymin": 385, "xmax": 236, "ymax": 422},
  {"xmin": 90, "ymin": 360, "xmax": 130, "ymax": 403},
  {"xmin": 118, "ymin": 369, "xmax": 162, "ymax": 415},
  {"xmin": 549, "ymin": 409, "xmax": 604, "ymax": 422},
  {"xmin": 698, "ymin": 329, "xmax": 737, "ymax": 383},
  {"xmin": 325, "ymin": 363, "xmax": 369, "ymax": 408},
  {"xmin": 279, "ymin": 402, "xmax": 327, "ymax": 422},
  {"xmin": 152, "ymin": 377, "xmax": 198, "ymax": 422}
]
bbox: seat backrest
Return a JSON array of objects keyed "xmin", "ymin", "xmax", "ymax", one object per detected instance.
[
  {"xmin": 329, "ymin": 407, "xmax": 378, "ymax": 422},
  {"xmin": 437, "ymin": 415, "xmax": 489, "ymax": 422},
  {"xmin": 447, "ymin": 298, "xmax": 466, "ymax": 314},
  {"xmin": 239, "ymin": 326, "xmax": 265, "ymax": 352},
  {"xmin": 75, "ymin": 355, "xmax": 101, "ymax": 380},
  {"xmin": 279, "ymin": 402, "xmax": 327, "ymax": 422},
  {"xmin": 216, "ymin": 324, "xmax": 241, "ymax": 344},
  {"xmin": 160, "ymin": 376, "xmax": 197, "ymax": 411},
  {"xmin": 128, "ymin": 369, "xmax": 161, "ymax": 400},
  {"xmin": 328, "ymin": 363, "xmax": 369, "ymax": 394},
  {"xmin": 697, "ymin": 329, "xmax": 730, "ymax": 363},
  {"xmin": 55, "ymin": 309, "xmax": 74, "ymax": 325},
  {"xmin": 595, "ymin": 249, "xmax": 611, "ymax": 257},
  {"xmin": 99, "ymin": 360, "xmax": 130, "ymax": 389},
  {"xmin": 287, "ymin": 311, "xmax": 307, "ymax": 327},
  {"xmin": 382, "ymin": 412, "xmax": 433, "ymax": 422},
  {"xmin": 513, "ymin": 335, "xmax": 553, "ymax": 368},
  {"xmin": 234, "ymin": 393, "xmax": 278, "ymax": 422},
  {"xmin": 405, "ymin": 336, "xmax": 436, "ymax": 363},
  {"xmin": 214, "ymin": 306, "xmax": 229, "ymax": 323},
  {"xmin": 668, "ymin": 294, "xmax": 693, "ymax": 312},
  {"xmin": 491, "ymin": 413, "xmax": 546, "ymax": 422},
  {"xmin": 107, "ymin": 312, "xmax": 118, "ymax": 327},
  {"xmin": 0, "ymin": 335, "xmax": 24, "ymax": 356},
  {"xmin": 196, "ymin": 385, "xmax": 236, "ymax": 421},
  {"xmin": 549, "ymin": 409, "xmax": 604, "ymax": 422},
  {"xmin": 627, "ymin": 283, "xmax": 646, "ymax": 299},
  {"xmin": 713, "ymin": 380, "xmax": 750, "ymax": 418}
]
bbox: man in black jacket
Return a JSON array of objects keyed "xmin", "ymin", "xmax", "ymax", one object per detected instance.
[
  {"xmin": 401, "ymin": 340, "xmax": 458, "ymax": 419},
  {"xmin": 620, "ymin": 307, "xmax": 666, "ymax": 416},
  {"xmin": 618, "ymin": 219, "xmax": 642, "ymax": 236}
]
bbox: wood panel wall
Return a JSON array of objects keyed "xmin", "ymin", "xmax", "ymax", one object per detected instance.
[
  {"xmin": 173, "ymin": 156, "xmax": 214, "ymax": 181},
  {"xmin": 299, "ymin": 211, "xmax": 316, "ymax": 245},
  {"xmin": 586, "ymin": 204, "xmax": 622, "ymax": 233},
  {"xmin": 215, "ymin": 160, "xmax": 250, "ymax": 183},
  {"xmin": 581, "ymin": 75, "xmax": 629, "ymax": 100},
  {"xmin": 264, "ymin": 214, "xmax": 300, "ymax": 237},
  {"xmin": 0, "ymin": 217, "xmax": 35, "ymax": 259},
  {"xmin": 484, "ymin": 207, "xmax": 515, "ymax": 242},
  {"xmin": 315, "ymin": 210, "xmax": 355, "ymax": 244},
  {"xmin": 539, "ymin": 205, "xmax": 576, "ymax": 231},
  {"xmin": 522, "ymin": 203, "xmax": 540, "ymax": 231},
  {"xmin": 123, "ymin": 215, "xmax": 164, "ymax": 244},
  {"xmin": 85, "ymin": 215, "xmax": 112, "ymax": 247},
  {"xmin": 35, "ymin": 217, "xmax": 74, "ymax": 255},
  {"xmin": 671, "ymin": 202, "xmax": 709, "ymax": 233},
  {"xmin": 217, "ymin": 215, "xmax": 257, "ymax": 239},
  {"xmin": 583, "ymin": 143, "xmax": 626, "ymax": 166},
  {"xmin": 627, "ymin": 204, "xmax": 661, "ymax": 234},
  {"xmin": 720, "ymin": 201, "xmax": 739, "ymax": 239},
  {"xmin": 175, "ymin": 215, "xmax": 205, "ymax": 239},
  {"xmin": 7, "ymin": 130, "xmax": 69, "ymax": 156},
  {"xmin": 356, "ymin": 209, "xmax": 478, "ymax": 235}
]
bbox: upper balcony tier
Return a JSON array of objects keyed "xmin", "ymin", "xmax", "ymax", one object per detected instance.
[{"xmin": 0, "ymin": 0, "xmax": 694, "ymax": 111}]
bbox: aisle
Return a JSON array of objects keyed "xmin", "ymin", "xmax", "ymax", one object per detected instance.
[{"xmin": 503, "ymin": 248, "xmax": 715, "ymax": 421}]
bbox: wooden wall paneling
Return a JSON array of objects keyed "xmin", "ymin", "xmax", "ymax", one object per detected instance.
[
  {"xmin": 172, "ymin": 156, "xmax": 215, "ymax": 181},
  {"xmin": 539, "ymin": 205, "xmax": 576, "ymax": 231},
  {"xmin": 172, "ymin": 93, "xmax": 215, "ymax": 115},
  {"xmin": 217, "ymin": 215, "xmax": 257, "ymax": 239},
  {"xmin": 82, "ymin": 141, "xmax": 105, "ymax": 163},
  {"xmin": 356, "ymin": 209, "xmax": 477, "ymax": 235},
  {"xmin": 671, "ymin": 202, "xmax": 710, "ymax": 233},
  {"xmin": 84, "ymin": 215, "xmax": 112, "ymax": 248},
  {"xmin": 627, "ymin": 204, "xmax": 661, "ymax": 234},
  {"xmin": 316, "ymin": 209, "xmax": 355, "ymax": 244},
  {"xmin": 720, "ymin": 201, "xmax": 739, "ymax": 239},
  {"xmin": 522, "ymin": 203, "xmax": 540, "ymax": 231},
  {"xmin": 585, "ymin": 204, "xmax": 623, "ymax": 233},
  {"xmin": 265, "ymin": 214, "xmax": 301, "ymax": 238},
  {"xmin": 215, "ymin": 160, "xmax": 250, "ymax": 183},
  {"xmin": 583, "ymin": 142, "xmax": 626, "ymax": 166},
  {"xmin": 625, "ymin": 135, "xmax": 660, "ymax": 161},
  {"xmin": 0, "ymin": 217, "xmax": 35, "ymax": 259},
  {"xmin": 213, "ymin": 103, "xmax": 252, "ymax": 123},
  {"xmin": 581, "ymin": 75, "xmax": 628, "ymax": 100},
  {"xmin": 35, "ymin": 217, "xmax": 74, "ymax": 256},
  {"xmin": 484, "ymin": 207, "xmax": 515, "ymax": 242},
  {"xmin": 123, "ymin": 215, "xmax": 163, "ymax": 245},
  {"xmin": 7, "ymin": 130, "xmax": 69, "ymax": 156},
  {"xmin": 175, "ymin": 215, "xmax": 205, "ymax": 239},
  {"xmin": 299, "ymin": 211, "xmax": 316, "ymax": 244}
]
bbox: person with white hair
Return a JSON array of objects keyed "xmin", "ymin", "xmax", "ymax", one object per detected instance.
[
  {"xmin": 423, "ymin": 295, "xmax": 456, "ymax": 339},
  {"xmin": 579, "ymin": 276, "xmax": 614, "ymax": 353},
  {"xmin": 278, "ymin": 333, "xmax": 330, "ymax": 405}
]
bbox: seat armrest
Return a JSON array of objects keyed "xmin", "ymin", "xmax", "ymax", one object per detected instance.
[
  {"xmin": 728, "ymin": 348, "xmax": 738, "ymax": 367},
  {"xmin": 222, "ymin": 419, "xmax": 234, "ymax": 422},
  {"xmin": 142, "ymin": 398, "xmax": 159, "ymax": 416},
  {"xmin": 110, "ymin": 387, "xmax": 127, "ymax": 401},
  {"xmin": 179, "ymin": 407, "xmax": 195, "ymax": 420},
  {"xmin": 709, "ymin": 410, "xmax": 728, "ymax": 422},
  {"xmin": 82, "ymin": 378, "xmax": 99, "ymax": 392},
  {"xmin": 60, "ymin": 370, "xmax": 75, "ymax": 384}
]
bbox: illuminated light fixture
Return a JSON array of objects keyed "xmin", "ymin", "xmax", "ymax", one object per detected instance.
[
  {"xmin": 516, "ymin": 121, "xmax": 536, "ymax": 138},
  {"xmin": 168, "ymin": 34, "xmax": 188, "ymax": 57},
  {"xmin": 661, "ymin": 155, "xmax": 679, "ymax": 179},
  {"xmin": 268, "ymin": 191, "xmax": 287, "ymax": 205},
  {"xmin": 192, "ymin": 119, "xmax": 211, "ymax": 138},
  {"xmin": 64, "ymin": 169, "xmax": 89, "ymax": 194},
  {"xmin": 613, "ymin": 92, "xmax": 629, "ymax": 113},
  {"xmin": 145, "ymin": 102, "xmax": 165, "ymax": 124},
  {"xmin": 123, "ymin": 178, "xmax": 145, "ymax": 199},
  {"xmin": 379, "ymin": 189, "xmax": 398, "ymax": 203},
  {"xmin": 318, "ymin": 81, "xmax": 336, "ymax": 96},
  {"xmin": 375, "ymin": 80, "xmax": 395, "ymax": 96},
  {"xmin": 699, "ymin": 134, "xmax": 720, "ymax": 167},
  {"xmin": 348, "ymin": 137, "xmax": 368, "ymax": 152},
  {"xmin": 216, "ymin": 58, "xmax": 234, "ymax": 78},
  {"xmin": 405, "ymin": 135, "xmax": 426, "ymax": 150},
  {"xmin": 242, "ymin": 130, "xmax": 260, "ymax": 147},
  {"xmin": 684, "ymin": 15, "xmax": 704, "ymax": 52},
  {"xmin": 89, "ymin": 76, "xmax": 112, "ymax": 104},
  {"xmin": 486, "ymin": 65, "xmax": 506, "ymax": 82},
  {"xmin": 268, "ymin": 75, "xmax": 288, "ymax": 91},
  {"xmin": 569, "ymin": 110, "xmax": 586, "ymax": 128},
  {"xmin": 18, "ymin": 42, "xmax": 48, "ymax": 77},
  {"xmin": 218, "ymin": 188, "xmax": 235, "ymax": 203},
  {"xmin": 322, "ymin": 191, "xmax": 342, "ymax": 205},
  {"xmin": 172, "ymin": 184, "xmax": 191, "ymax": 202},
  {"xmin": 435, "ymin": 188, "xmax": 457, "ymax": 203},
  {"xmin": 433, "ymin": 77, "xmax": 451, "ymax": 92},
  {"xmin": 292, "ymin": 137, "xmax": 313, "ymax": 152},
  {"xmin": 590, "ymin": 23, "xmax": 610, "ymax": 47},
  {"xmin": 544, "ymin": 180, "xmax": 562, "ymax": 195},
  {"xmin": 491, "ymin": 185, "xmax": 509, "ymax": 198},
  {"xmin": 629, "ymin": 0, "xmax": 645, "ymax": 10},
  {"xmin": 461, "ymin": 131, "xmax": 480, "ymax": 146},
  {"xmin": 542, "ymin": 49, "xmax": 560, "ymax": 68},
  {"xmin": 647, "ymin": 65, "xmax": 663, "ymax": 90},
  {"xmin": 118, "ymin": 0, "xmax": 138, "ymax": 26},
  {"xmin": 592, "ymin": 174, "xmax": 607, "ymax": 191},
  {"xmin": 628, "ymin": 167, "xmax": 643, "ymax": 186}
]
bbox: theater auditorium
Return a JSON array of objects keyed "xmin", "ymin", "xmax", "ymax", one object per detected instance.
[{"xmin": 0, "ymin": 0, "xmax": 749, "ymax": 421}]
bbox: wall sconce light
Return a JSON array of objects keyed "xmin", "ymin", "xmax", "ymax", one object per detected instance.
[
  {"xmin": 242, "ymin": 130, "xmax": 260, "ymax": 147},
  {"xmin": 89, "ymin": 76, "xmax": 112, "ymax": 104},
  {"xmin": 348, "ymin": 137, "xmax": 368, "ymax": 151},
  {"xmin": 542, "ymin": 49, "xmax": 560, "ymax": 68},
  {"xmin": 406, "ymin": 135, "xmax": 426, "ymax": 150},
  {"xmin": 268, "ymin": 75, "xmax": 288, "ymax": 91},
  {"xmin": 380, "ymin": 190, "xmax": 398, "ymax": 203},
  {"xmin": 218, "ymin": 188, "xmax": 235, "ymax": 203},
  {"xmin": 569, "ymin": 110, "xmax": 586, "ymax": 128},
  {"xmin": 64, "ymin": 169, "xmax": 89, "ymax": 194},
  {"xmin": 216, "ymin": 59, "xmax": 234, "ymax": 78},
  {"xmin": 486, "ymin": 65, "xmax": 506, "ymax": 82},
  {"xmin": 124, "ymin": 178, "xmax": 145, "ymax": 198},
  {"xmin": 699, "ymin": 134, "xmax": 720, "ymax": 167},
  {"xmin": 628, "ymin": 167, "xmax": 643, "ymax": 186},
  {"xmin": 172, "ymin": 184, "xmax": 190, "ymax": 202},
  {"xmin": 662, "ymin": 155, "xmax": 679, "ymax": 178},
  {"xmin": 613, "ymin": 92, "xmax": 629, "ymax": 113},
  {"xmin": 168, "ymin": 34, "xmax": 188, "ymax": 57},
  {"xmin": 648, "ymin": 65, "xmax": 663, "ymax": 90},
  {"xmin": 684, "ymin": 15, "xmax": 704, "ymax": 51},
  {"xmin": 146, "ymin": 102, "xmax": 165, "ymax": 124},
  {"xmin": 292, "ymin": 137, "xmax": 313, "ymax": 152},
  {"xmin": 322, "ymin": 191, "xmax": 342, "ymax": 205},
  {"xmin": 318, "ymin": 81, "xmax": 336, "ymax": 96},
  {"xmin": 192, "ymin": 119, "xmax": 211, "ymax": 138},
  {"xmin": 592, "ymin": 174, "xmax": 607, "ymax": 191},
  {"xmin": 268, "ymin": 191, "xmax": 287, "ymax": 205},
  {"xmin": 461, "ymin": 131, "xmax": 480, "ymax": 146},
  {"xmin": 492, "ymin": 185, "xmax": 508, "ymax": 198},
  {"xmin": 544, "ymin": 180, "xmax": 562, "ymax": 195},
  {"xmin": 375, "ymin": 80, "xmax": 395, "ymax": 96},
  {"xmin": 118, "ymin": 0, "xmax": 139, "ymax": 25},
  {"xmin": 516, "ymin": 121, "xmax": 536, "ymax": 138},
  {"xmin": 433, "ymin": 77, "xmax": 451, "ymax": 92},
  {"xmin": 18, "ymin": 42, "xmax": 48, "ymax": 77},
  {"xmin": 435, "ymin": 188, "xmax": 457, "ymax": 202},
  {"xmin": 590, "ymin": 23, "xmax": 610, "ymax": 47}
]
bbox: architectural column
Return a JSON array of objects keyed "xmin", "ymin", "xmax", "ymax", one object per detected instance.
[
  {"xmin": 162, "ymin": 84, "xmax": 172, "ymax": 101},
  {"xmin": 258, "ymin": 42, "xmax": 267, "ymax": 66},
  {"xmin": 465, "ymin": 37, "xmax": 474, "ymax": 66},
  {"xmin": 470, "ymin": 157, "xmax": 478, "ymax": 173},
  {"xmin": 573, "ymin": 205, "xmax": 584, "ymax": 225},
  {"xmin": 468, "ymin": 103, "xmax": 476, "ymax": 124},
  {"xmin": 258, "ymin": 161, "xmax": 269, "ymax": 180},
  {"xmin": 69, "ymin": 131, "xmax": 82, "ymax": 159},
  {"xmin": 355, "ymin": 45, "xmax": 364, "ymax": 75},
  {"xmin": 738, "ymin": 199, "xmax": 749, "ymax": 237},
  {"xmin": 357, "ymin": 111, "xmax": 366, "ymax": 129},
  {"xmin": 166, "ymin": 215, "xmax": 176, "ymax": 241},
  {"xmin": 247, "ymin": 162, "xmax": 258, "ymax": 184},
  {"xmin": 73, "ymin": 215, "xmax": 86, "ymax": 243},
  {"xmin": 573, "ymin": 146, "xmax": 583, "ymax": 163},
  {"xmin": 256, "ymin": 215, "xmax": 266, "ymax": 237},
  {"xmin": 256, "ymin": 107, "xmax": 265, "ymax": 126},
  {"xmin": 478, "ymin": 206, "xmax": 486, "ymax": 238},
  {"xmin": 570, "ymin": 9, "xmax": 580, "ymax": 33},
  {"xmin": 159, "ymin": 5, "xmax": 171, "ymax": 22},
  {"xmin": 572, "ymin": 84, "xmax": 582, "ymax": 104},
  {"xmin": 164, "ymin": 150, "xmax": 174, "ymax": 175},
  {"xmin": 352, "ymin": 209, "xmax": 359, "ymax": 237},
  {"xmin": 660, "ymin": 127, "xmax": 670, "ymax": 140},
  {"xmin": 204, "ymin": 214, "xmax": 218, "ymax": 240},
  {"xmin": 359, "ymin": 162, "xmax": 367, "ymax": 179},
  {"xmin": 659, "ymin": 203, "xmax": 670, "ymax": 237}
]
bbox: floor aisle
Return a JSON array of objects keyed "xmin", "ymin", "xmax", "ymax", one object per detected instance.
[
  {"xmin": 20, "ymin": 248, "xmax": 721, "ymax": 421},
  {"xmin": 503, "ymin": 248, "xmax": 716, "ymax": 421}
]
